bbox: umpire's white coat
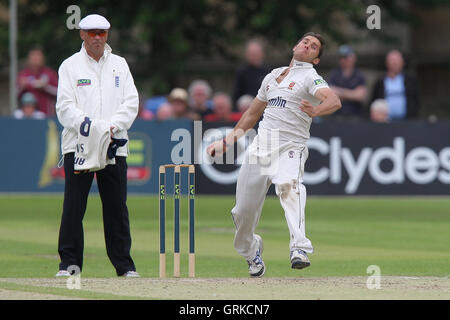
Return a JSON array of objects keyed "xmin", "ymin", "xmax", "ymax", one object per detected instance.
[{"xmin": 56, "ymin": 42, "xmax": 139, "ymax": 157}]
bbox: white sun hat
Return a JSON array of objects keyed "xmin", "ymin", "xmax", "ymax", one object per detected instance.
[{"xmin": 79, "ymin": 14, "xmax": 111, "ymax": 30}]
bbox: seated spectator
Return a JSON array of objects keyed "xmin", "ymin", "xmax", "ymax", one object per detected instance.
[
  {"xmin": 370, "ymin": 99, "xmax": 389, "ymax": 123},
  {"xmin": 232, "ymin": 39, "xmax": 268, "ymax": 110},
  {"xmin": 371, "ymin": 50, "xmax": 420, "ymax": 120},
  {"xmin": 156, "ymin": 103, "xmax": 174, "ymax": 121},
  {"xmin": 166, "ymin": 88, "xmax": 199, "ymax": 120},
  {"xmin": 204, "ymin": 93, "xmax": 241, "ymax": 122},
  {"xmin": 328, "ymin": 45, "xmax": 367, "ymax": 119},
  {"xmin": 13, "ymin": 92, "xmax": 46, "ymax": 119},
  {"xmin": 17, "ymin": 48, "xmax": 58, "ymax": 116},
  {"xmin": 143, "ymin": 95, "xmax": 167, "ymax": 116},
  {"xmin": 236, "ymin": 94, "xmax": 254, "ymax": 115},
  {"xmin": 188, "ymin": 80, "xmax": 214, "ymax": 119},
  {"xmin": 137, "ymin": 100, "xmax": 154, "ymax": 120}
]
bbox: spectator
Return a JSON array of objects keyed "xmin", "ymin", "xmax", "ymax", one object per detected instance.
[
  {"xmin": 204, "ymin": 93, "xmax": 241, "ymax": 122},
  {"xmin": 166, "ymin": 88, "xmax": 199, "ymax": 120},
  {"xmin": 232, "ymin": 40, "xmax": 268, "ymax": 110},
  {"xmin": 328, "ymin": 45, "xmax": 367, "ymax": 119},
  {"xmin": 13, "ymin": 92, "xmax": 46, "ymax": 119},
  {"xmin": 371, "ymin": 50, "xmax": 420, "ymax": 120},
  {"xmin": 370, "ymin": 99, "xmax": 389, "ymax": 123},
  {"xmin": 188, "ymin": 80, "xmax": 214, "ymax": 119},
  {"xmin": 156, "ymin": 103, "xmax": 174, "ymax": 121},
  {"xmin": 17, "ymin": 48, "xmax": 58, "ymax": 116},
  {"xmin": 137, "ymin": 100, "xmax": 154, "ymax": 120},
  {"xmin": 236, "ymin": 94, "xmax": 254, "ymax": 115},
  {"xmin": 143, "ymin": 95, "xmax": 167, "ymax": 117}
]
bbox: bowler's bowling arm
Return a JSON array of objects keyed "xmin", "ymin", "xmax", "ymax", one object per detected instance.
[
  {"xmin": 225, "ymin": 98, "xmax": 267, "ymax": 145},
  {"xmin": 206, "ymin": 98, "xmax": 266, "ymax": 157}
]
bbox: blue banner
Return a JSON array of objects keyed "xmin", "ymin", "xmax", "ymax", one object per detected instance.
[
  {"xmin": 1, "ymin": 118, "xmax": 449, "ymax": 195},
  {"xmin": 0, "ymin": 118, "xmax": 191, "ymax": 194}
]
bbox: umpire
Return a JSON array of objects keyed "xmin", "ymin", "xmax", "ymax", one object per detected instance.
[{"xmin": 55, "ymin": 14, "xmax": 139, "ymax": 277}]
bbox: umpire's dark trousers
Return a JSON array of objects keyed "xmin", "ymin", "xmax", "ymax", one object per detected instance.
[{"xmin": 58, "ymin": 152, "xmax": 136, "ymax": 276}]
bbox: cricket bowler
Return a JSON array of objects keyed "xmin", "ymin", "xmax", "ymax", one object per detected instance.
[{"xmin": 207, "ymin": 32, "xmax": 342, "ymax": 277}]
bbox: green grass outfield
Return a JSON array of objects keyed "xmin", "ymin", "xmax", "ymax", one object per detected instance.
[{"xmin": 0, "ymin": 194, "xmax": 449, "ymax": 279}]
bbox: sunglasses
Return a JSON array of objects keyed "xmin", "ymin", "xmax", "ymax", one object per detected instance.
[{"xmin": 86, "ymin": 30, "xmax": 108, "ymax": 38}]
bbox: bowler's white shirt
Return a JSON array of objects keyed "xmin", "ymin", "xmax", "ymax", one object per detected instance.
[{"xmin": 256, "ymin": 60, "xmax": 328, "ymax": 145}]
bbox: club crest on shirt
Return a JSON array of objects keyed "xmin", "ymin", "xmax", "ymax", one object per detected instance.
[
  {"xmin": 288, "ymin": 150, "xmax": 295, "ymax": 158},
  {"xmin": 77, "ymin": 79, "xmax": 91, "ymax": 86},
  {"xmin": 288, "ymin": 82, "xmax": 295, "ymax": 90}
]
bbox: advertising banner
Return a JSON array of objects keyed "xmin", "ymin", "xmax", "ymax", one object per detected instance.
[
  {"xmin": 196, "ymin": 121, "xmax": 450, "ymax": 195},
  {"xmin": 1, "ymin": 119, "xmax": 449, "ymax": 195},
  {"xmin": 0, "ymin": 118, "xmax": 191, "ymax": 194}
]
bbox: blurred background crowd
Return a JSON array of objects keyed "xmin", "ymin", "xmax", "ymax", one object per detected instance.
[{"xmin": 1, "ymin": 0, "xmax": 449, "ymax": 123}]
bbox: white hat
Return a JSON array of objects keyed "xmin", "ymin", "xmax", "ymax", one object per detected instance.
[
  {"xmin": 79, "ymin": 14, "xmax": 110, "ymax": 30},
  {"xmin": 169, "ymin": 88, "xmax": 188, "ymax": 102},
  {"xmin": 370, "ymin": 99, "xmax": 388, "ymax": 112}
]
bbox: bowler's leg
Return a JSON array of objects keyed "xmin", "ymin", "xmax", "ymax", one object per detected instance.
[
  {"xmin": 273, "ymin": 147, "xmax": 313, "ymax": 254},
  {"xmin": 231, "ymin": 159, "xmax": 271, "ymax": 260},
  {"xmin": 96, "ymin": 156, "xmax": 136, "ymax": 276},
  {"xmin": 276, "ymin": 181, "xmax": 313, "ymax": 253}
]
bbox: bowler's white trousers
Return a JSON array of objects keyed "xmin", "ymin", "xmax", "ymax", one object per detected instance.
[{"xmin": 231, "ymin": 134, "xmax": 313, "ymax": 261}]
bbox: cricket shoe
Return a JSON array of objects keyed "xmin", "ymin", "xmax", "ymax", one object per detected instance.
[
  {"xmin": 247, "ymin": 235, "xmax": 265, "ymax": 278},
  {"xmin": 55, "ymin": 270, "xmax": 71, "ymax": 277},
  {"xmin": 120, "ymin": 271, "xmax": 140, "ymax": 278},
  {"xmin": 290, "ymin": 249, "xmax": 311, "ymax": 269}
]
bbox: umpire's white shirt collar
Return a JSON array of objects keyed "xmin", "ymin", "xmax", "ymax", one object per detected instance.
[{"xmin": 80, "ymin": 42, "xmax": 112, "ymax": 64}]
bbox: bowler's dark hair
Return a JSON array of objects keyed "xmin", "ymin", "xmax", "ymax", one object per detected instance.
[{"xmin": 299, "ymin": 32, "xmax": 325, "ymax": 59}]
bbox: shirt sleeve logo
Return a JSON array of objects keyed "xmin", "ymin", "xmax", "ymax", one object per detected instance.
[
  {"xmin": 313, "ymin": 79, "xmax": 327, "ymax": 86},
  {"xmin": 288, "ymin": 82, "xmax": 296, "ymax": 90},
  {"xmin": 77, "ymin": 79, "xmax": 91, "ymax": 86},
  {"xmin": 115, "ymin": 76, "xmax": 120, "ymax": 88}
]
